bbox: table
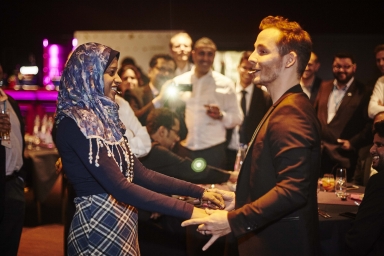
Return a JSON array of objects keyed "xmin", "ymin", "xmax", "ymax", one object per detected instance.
[
  {"xmin": 318, "ymin": 186, "xmax": 365, "ymax": 255},
  {"xmin": 24, "ymin": 147, "xmax": 60, "ymax": 223}
]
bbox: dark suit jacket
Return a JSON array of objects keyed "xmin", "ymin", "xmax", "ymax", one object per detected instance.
[
  {"xmin": 345, "ymin": 170, "xmax": 384, "ymax": 255},
  {"xmin": 0, "ymin": 95, "xmax": 25, "ymax": 220},
  {"xmin": 140, "ymin": 142, "xmax": 229, "ymax": 184},
  {"xmin": 227, "ymin": 85, "xmax": 321, "ymax": 255},
  {"xmin": 315, "ymin": 79, "xmax": 372, "ymax": 171},
  {"xmin": 239, "ymin": 84, "xmax": 272, "ymax": 145},
  {"xmin": 309, "ymin": 76, "xmax": 322, "ymax": 105}
]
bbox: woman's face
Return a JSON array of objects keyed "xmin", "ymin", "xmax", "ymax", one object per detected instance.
[
  {"xmin": 120, "ymin": 68, "xmax": 139, "ymax": 92},
  {"xmin": 103, "ymin": 58, "xmax": 122, "ymax": 101}
]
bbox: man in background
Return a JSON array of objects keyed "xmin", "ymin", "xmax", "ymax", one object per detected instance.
[
  {"xmin": 0, "ymin": 83, "xmax": 26, "ymax": 256},
  {"xmin": 345, "ymin": 119, "xmax": 384, "ymax": 255},
  {"xmin": 169, "ymin": 32, "xmax": 194, "ymax": 76},
  {"xmin": 315, "ymin": 53, "xmax": 371, "ymax": 180},
  {"xmin": 155, "ymin": 37, "xmax": 243, "ymax": 169},
  {"xmin": 226, "ymin": 51, "xmax": 271, "ymax": 170},
  {"xmin": 300, "ymin": 52, "xmax": 322, "ymax": 105}
]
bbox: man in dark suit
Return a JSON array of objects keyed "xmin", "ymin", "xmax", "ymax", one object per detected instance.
[
  {"xmin": 226, "ymin": 51, "xmax": 271, "ymax": 170},
  {"xmin": 141, "ymin": 108, "xmax": 237, "ymax": 184},
  {"xmin": 300, "ymin": 52, "xmax": 322, "ymax": 105},
  {"xmin": 0, "ymin": 88, "xmax": 26, "ymax": 256},
  {"xmin": 345, "ymin": 120, "xmax": 384, "ymax": 255},
  {"xmin": 182, "ymin": 16, "xmax": 321, "ymax": 255},
  {"xmin": 315, "ymin": 53, "xmax": 372, "ymax": 180}
]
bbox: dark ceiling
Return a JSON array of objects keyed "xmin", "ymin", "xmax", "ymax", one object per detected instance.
[{"xmin": 1, "ymin": 0, "xmax": 383, "ymax": 73}]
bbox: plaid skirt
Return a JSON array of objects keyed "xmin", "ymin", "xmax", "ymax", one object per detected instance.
[{"xmin": 68, "ymin": 193, "xmax": 139, "ymax": 256}]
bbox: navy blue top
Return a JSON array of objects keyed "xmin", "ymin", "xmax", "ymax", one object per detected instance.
[{"xmin": 56, "ymin": 117, "xmax": 204, "ymax": 219}]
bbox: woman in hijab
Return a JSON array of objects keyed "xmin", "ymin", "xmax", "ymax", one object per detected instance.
[{"xmin": 55, "ymin": 42, "xmax": 228, "ymax": 255}]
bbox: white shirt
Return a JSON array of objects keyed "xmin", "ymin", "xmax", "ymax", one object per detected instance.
[
  {"xmin": 227, "ymin": 83, "xmax": 254, "ymax": 151},
  {"xmin": 175, "ymin": 62, "xmax": 194, "ymax": 76},
  {"xmin": 368, "ymin": 76, "xmax": 384, "ymax": 119},
  {"xmin": 327, "ymin": 78, "xmax": 354, "ymax": 124},
  {"xmin": 4, "ymin": 99, "xmax": 23, "ymax": 175},
  {"xmin": 166, "ymin": 68, "xmax": 243, "ymax": 151},
  {"xmin": 115, "ymin": 95, "xmax": 151, "ymax": 157}
]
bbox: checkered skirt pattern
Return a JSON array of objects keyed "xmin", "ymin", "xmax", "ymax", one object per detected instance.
[{"xmin": 67, "ymin": 193, "xmax": 139, "ymax": 255}]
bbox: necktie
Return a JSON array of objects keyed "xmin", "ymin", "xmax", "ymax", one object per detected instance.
[{"xmin": 239, "ymin": 90, "xmax": 247, "ymax": 144}]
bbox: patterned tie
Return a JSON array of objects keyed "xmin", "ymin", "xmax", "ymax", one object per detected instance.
[{"xmin": 239, "ymin": 90, "xmax": 247, "ymax": 144}]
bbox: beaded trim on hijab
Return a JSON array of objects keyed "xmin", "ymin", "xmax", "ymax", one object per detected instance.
[{"xmin": 55, "ymin": 42, "xmax": 134, "ymax": 181}]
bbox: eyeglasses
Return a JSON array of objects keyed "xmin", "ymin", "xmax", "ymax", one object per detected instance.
[
  {"xmin": 333, "ymin": 65, "xmax": 353, "ymax": 71},
  {"xmin": 155, "ymin": 66, "xmax": 175, "ymax": 75},
  {"xmin": 169, "ymin": 128, "xmax": 180, "ymax": 137}
]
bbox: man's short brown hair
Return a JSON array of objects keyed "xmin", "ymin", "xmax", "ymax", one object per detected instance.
[
  {"xmin": 259, "ymin": 16, "xmax": 312, "ymax": 78},
  {"xmin": 193, "ymin": 37, "xmax": 217, "ymax": 51}
]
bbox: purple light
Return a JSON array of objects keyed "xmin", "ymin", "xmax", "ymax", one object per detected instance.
[
  {"xmin": 72, "ymin": 38, "xmax": 78, "ymax": 47},
  {"xmin": 43, "ymin": 39, "xmax": 49, "ymax": 47},
  {"xmin": 44, "ymin": 76, "xmax": 51, "ymax": 84}
]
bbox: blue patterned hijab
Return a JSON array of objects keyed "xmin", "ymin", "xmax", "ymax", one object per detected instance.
[{"xmin": 55, "ymin": 42, "xmax": 126, "ymax": 144}]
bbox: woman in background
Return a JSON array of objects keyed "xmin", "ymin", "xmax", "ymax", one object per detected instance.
[{"xmin": 55, "ymin": 42, "xmax": 228, "ymax": 255}]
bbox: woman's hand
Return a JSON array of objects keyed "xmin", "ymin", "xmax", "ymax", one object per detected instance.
[{"xmin": 202, "ymin": 190, "xmax": 225, "ymax": 209}]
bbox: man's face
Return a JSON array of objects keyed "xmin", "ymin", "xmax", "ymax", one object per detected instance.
[
  {"xmin": 170, "ymin": 35, "xmax": 192, "ymax": 63},
  {"xmin": 248, "ymin": 28, "xmax": 284, "ymax": 86},
  {"xmin": 302, "ymin": 53, "xmax": 320, "ymax": 80},
  {"xmin": 332, "ymin": 57, "xmax": 356, "ymax": 85},
  {"xmin": 238, "ymin": 60, "xmax": 254, "ymax": 87},
  {"xmin": 148, "ymin": 58, "xmax": 175, "ymax": 90},
  {"xmin": 370, "ymin": 133, "xmax": 384, "ymax": 172},
  {"xmin": 162, "ymin": 118, "xmax": 180, "ymax": 150},
  {"xmin": 192, "ymin": 47, "xmax": 215, "ymax": 76},
  {"xmin": 376, "ymin": 50, "xmax": 384, "ymax": 75}
]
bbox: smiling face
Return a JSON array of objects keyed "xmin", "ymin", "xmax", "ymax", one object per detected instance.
[
  {"xmin": 120, "ymin": 68, "xmax": 138, "ymax": 92},
  {"xmin": 370, "ymin": 133, "xmax": 384, "ymax": 172},
  {"xmin": 192, "ymin": 46, "xmax": 215, "ymax": 77},
  {"xmin": 332, "ymin": 57, "xmax": 356, "ymax": 85},
  {"xmin": 302, "ymin": 52, "xmax": 320, "ymax": 80},
  {"xmin": 238, "ymin": 59, "xmax": 254, "ymax": 88},
  {"xmin": 148, "ymin": 58, "xmax": 176, "ymax": 90},
  {"xmin": 103, "ymin": 58, "xmax": 122, "ymax": 101},
  {"xmin": 248, "ymin": 28, "xmax": 284, "ymax": 86},
  {"xmin": 376, "ymin": 50, "xmax": 384, "ymax": 75}
]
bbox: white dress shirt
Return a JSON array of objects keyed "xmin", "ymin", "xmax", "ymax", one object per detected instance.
[
  {"xmin": 115, "ymin": 95, "xmax": 151, "ymax": 157},
  {"xmin": 175, "ymin": 62, "xmax": 194, "ymax": 76},
  {"xmin": 3, "ymin": 98, "xmax": 23, "ymax": 176},
  {"xmin": 327, "ymin": 78, "xmax": 354, "ymax": 124},
  {"xmin": 167, "ymin": 68, "xmax": 243, "ymax": 151},
  {"xmin": 368, "ymin": 76, "xmax": 384, "ymax": 119}
]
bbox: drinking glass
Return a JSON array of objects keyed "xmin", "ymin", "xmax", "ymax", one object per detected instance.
[
  {"xmin": 321, "ymin": 173, "xmax": 335, "ymax": 192},
  {"xmin": 0, "ymin": 102, "xmax": 10, "ymax": 141},
  {"xmin": 335, "ymin": 168, "xmax": 347, "ymax": 198}
]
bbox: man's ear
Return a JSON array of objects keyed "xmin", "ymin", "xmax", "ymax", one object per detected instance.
[
  {"xmin": 157, "ymin": 126, "xmax": 167, "ymax": 138},
  {"xmin": 285, "ymin": 52, "xmax": 297, "ymax": 68}
]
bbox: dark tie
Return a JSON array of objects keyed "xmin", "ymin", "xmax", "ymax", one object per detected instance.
[{"xmin": 239, "ymin": 90, "xmax": 247, "ymax": 144}]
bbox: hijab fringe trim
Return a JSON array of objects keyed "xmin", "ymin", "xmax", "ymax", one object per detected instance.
[{"xmin": 88, "ymin": 136, "xmax": 134, "ymax": 182}]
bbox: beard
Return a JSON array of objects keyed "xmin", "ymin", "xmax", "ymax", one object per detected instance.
[
  {"xmin": 253, "ymin": 57, "xmax": 283, "ymax": 85},
  {"xmin": 333, "ymin": 71, "xmax": 354, "ymax": 85}
]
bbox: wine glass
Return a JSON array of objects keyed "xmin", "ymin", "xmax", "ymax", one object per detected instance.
[{"xmin": 335, "ymin": 168, "xmax": 347, "ymax": 198}]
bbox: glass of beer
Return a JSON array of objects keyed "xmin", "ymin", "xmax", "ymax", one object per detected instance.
[{"xmin": 321, "ymin": 173, "xmax": 335, "ymax": 192}]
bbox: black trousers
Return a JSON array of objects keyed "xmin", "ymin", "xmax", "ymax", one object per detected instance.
[{"xmin": 0, "ymin": 177, "xmax": 25, "ymax": 256}]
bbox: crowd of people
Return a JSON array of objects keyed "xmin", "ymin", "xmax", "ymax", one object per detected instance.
[{"xmin": 1, "ymin": 15, "xmax": 384, "ymax": 256}]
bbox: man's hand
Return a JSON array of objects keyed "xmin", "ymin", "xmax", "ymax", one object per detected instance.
[
  {"xmin": 337, "ymin": 139, "xmax": 353, "ymax": 151},
  {"xmin": 182, "ymin": 209, "xmax": 231, "ymax": 251},
  {"xmin": 207, "ymin": 188, "xmax": 235, "ymax": 211},
  {"xmin": 204, "ymin": 104, "xmax": 223, "ymax": 120},
  {"xmin": 0, "ymin": 113, "xmax": 10, "ymax": 134},
  {"xmin": 55, "ymin": 157, "xmax": 63, "ymax": 174}
]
